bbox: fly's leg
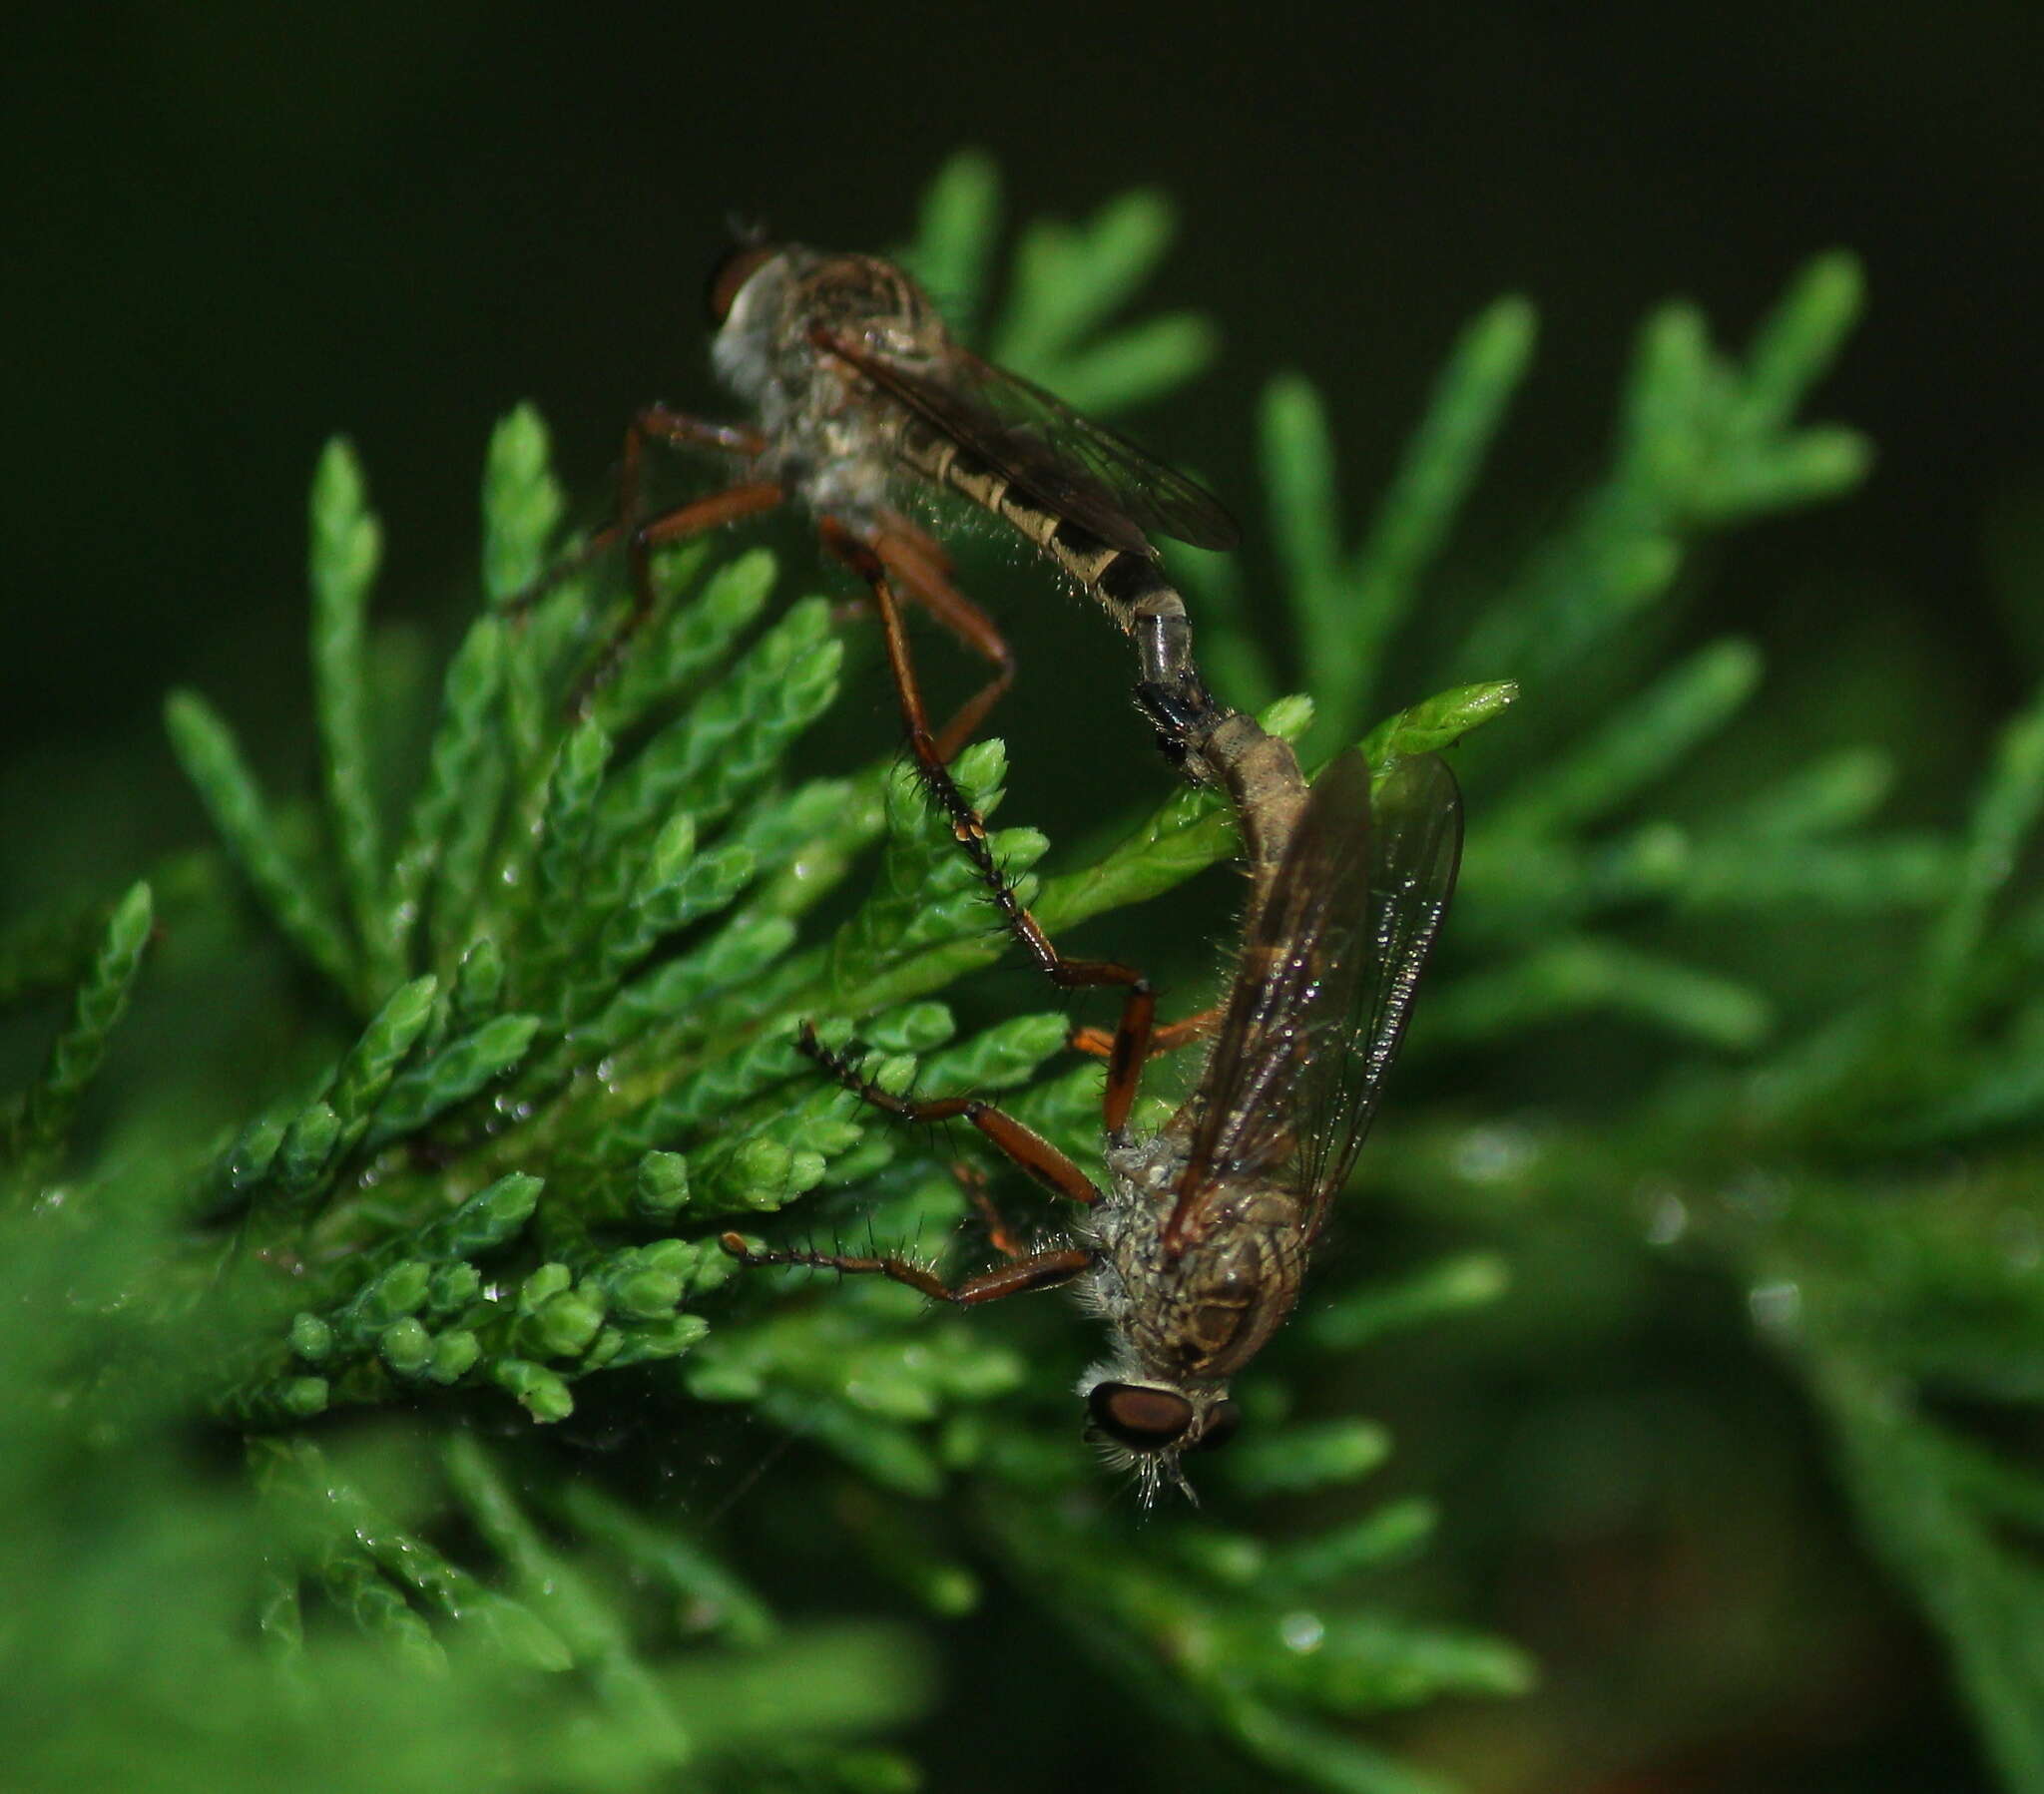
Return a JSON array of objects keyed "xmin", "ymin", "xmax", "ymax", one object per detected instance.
[
  {"xmin": 951, "ymin": 1160, "xmax": 1031, "ymax": 1260},
  {"xmin": 625, "ymin": 405, "xmax": 766, "ymax": 462},
  {"xmin": 795, "ymin": 1024, "xmax": 1101, "ymax": 1207},
  {"xmin": 817, "ymin": 518, "xmax": 1159, "ymax": 1135},
  {"xmin": 565, "ymin": 406, "xmax": 782, "ymax": 706},
  {"xmin": 508, "ymin": 406, "xmax": 772, "ymax": 616},
  {"xmin": 718, "ymin": 1234, "xmax": 1093, "ymax": 1306},
  {"xmin": 716, "ymin": 1032, "xmax": 1102, "ymax": 1303},
  {"xmin": 505, "ymin": 404, "xmax": 781, "ymax": 708},
  {"xmin": 620, "ymin": 473, "xmax": 785, "ymax": 621},
  {"xmin": 865, "ymin": 516, "xmax": 1016, "ymax": 762},
  {"xmin": 566, "ymin": 475, "xmax": 785, "ymax": 709},
  {"xmin": 1069, "ymin": 1005, "xmax": 1220, "ymax": 1062},
  {"xmin": 606, "ymin": 406, "xmax": 777, "ymax": 645}
]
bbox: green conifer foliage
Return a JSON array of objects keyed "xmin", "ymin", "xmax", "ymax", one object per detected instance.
[{"xmin": 5, "ymin": 151, "xmax": 2035, "ymax": 1793}]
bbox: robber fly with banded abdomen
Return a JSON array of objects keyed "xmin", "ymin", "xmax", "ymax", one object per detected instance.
[
  {"xmin": 528, "ymin": 235, "xmax": 1277, "ymax": 1027},
  {"xmin": 552, "ymin": 240, "xmax": 1241, "ymax": 785},
  {"xmin": 723, "ymin": 734, "xmax": 1462, "ymax": 1499}
]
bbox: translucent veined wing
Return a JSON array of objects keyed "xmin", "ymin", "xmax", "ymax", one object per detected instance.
[
  {"xmin": 813, "ymin": 329, "xmax": 1241, "ymax": 555},
  {"xmin": 1291, "ymin": 752, "xmax": 1462, "ymax": 1240},
  {"xmin": 1167, "ymin": 750, "xmax": 1379, "ymax": 1247},
  {"xmin": 1165, "ymin": 752, "xmax": 1461, "ymax": 1250}
]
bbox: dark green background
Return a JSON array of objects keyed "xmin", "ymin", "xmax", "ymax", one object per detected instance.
[
  {"xmin": 7, "ymin": 3, "xmax": 2039, "ymax": 895},
  {"xmin": 6, "ymin": 7, "xmax": 2041, "ymax": 1790}
]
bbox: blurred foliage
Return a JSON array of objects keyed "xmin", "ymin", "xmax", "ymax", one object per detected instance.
[{"xmin": 2, "ymin": 151, "xmax": 2038, "ymax": 1793}]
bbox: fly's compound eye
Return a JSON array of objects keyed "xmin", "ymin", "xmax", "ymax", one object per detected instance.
[
  {"xmin": 1087, "ymin": 1382, "xmax": 1196, "ymax": 1453},
  {"xmin": 1186, "ymin": 1399, "xmax": 1242, "ymax": 1453},
  {"xmin": 706, "ymin": 243, "xmax": 776, "ymax": 327}
]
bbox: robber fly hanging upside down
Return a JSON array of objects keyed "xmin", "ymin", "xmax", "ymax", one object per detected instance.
[
  {"xmin": 561, "ymin": 239, "xmax": 1245, "ymax": 784},
  {"xmin": 573, "ymin": 237, "xmax": 1312, "ymax": 1015},
  {"xmin": 724, "ymin": 723, "xmax": 1462, "ymax": 1498}
]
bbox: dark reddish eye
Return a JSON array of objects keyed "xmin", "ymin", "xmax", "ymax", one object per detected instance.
[
  {"xmin": 1087, "ymin": 1382, "xmax": 1195, "ymax": 1451},
  {"xmin": 706, "ymin": 243, "xmax": 775, "ymax": 326},
  {"xmin": 1186, "ymin": 1399, "xmax": 1241, "ymax": 1453}
]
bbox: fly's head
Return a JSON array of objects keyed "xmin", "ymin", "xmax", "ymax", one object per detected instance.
[
  {"xmin": 706, "ymin": 239, "xmax": 796, "ymax": 405},
  {"xmin": 704, "ymin": 232, "xmax": 780, "ymax": 333},
  {"xmin": 1077, "ymin": 1366, "xmax": 1242, "ymax": 1503}
]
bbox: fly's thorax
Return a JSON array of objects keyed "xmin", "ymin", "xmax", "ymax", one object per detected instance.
[
  {"xmin": 790, "ymin": 251, "xmax": 946, "ymax": 363},
  {"xmin": 710, "ymin": 245, "xmax": 943, "ymax": 527},
  {"xmin": 1094, "ymin": 1137, "xmax": 1309, "ymax": 1386},
  {"xmin": 723, "ymin": 246, "xmax": 946, "ymax": 407},
  {"xmin": 1101, "ymin": 1125, "xmax": 1189, "ymax": 1210}
]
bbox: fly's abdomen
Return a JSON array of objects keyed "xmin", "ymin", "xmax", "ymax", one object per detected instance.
[
  {"xmin": 894, "ymin": 420, "xmax": 1187, "ymax": 631},
  {"xmin": 1199, "ymin": 713, "xmax": 1310, "ymax": 902},
  {"xmin": 890, "ymin": 410, "xmax": 1229, "ymax": 779}
]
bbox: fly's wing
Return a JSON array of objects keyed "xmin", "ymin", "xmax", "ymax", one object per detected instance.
[
  {"xmin": 1168, "ymin": 750, "xmax": 1379, "ymax": 1244},
  {"xmin": 944, "ymin": 346, "xmax": 1243, "ymax": 553},
  {"xmin": 814, "ymin": 330, "xmax": 1241, "ymax": 554},
  {"xmin": 1166, "ymin": 751, "xmax": 1462, "ymax": 1248},
  {"xmin": 1291, "ymin": 751, "xmax": 1462, "ymax": 1240}
]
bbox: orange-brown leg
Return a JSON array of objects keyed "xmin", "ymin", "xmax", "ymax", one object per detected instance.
[
  {"xmin": 565, "ymin": 475, "xmax": 785, "ymax": 709},
  {"xmin": 508, "ymin": 406, "xmax": 771, "ymax": 615},
  {"xmin": 866, "ymin": 516, "xmax": 1016, "ymax": 762},
  {"xmin": 505, "ymin": 404, "xmax": 781, "ymax": 706},
  {"xmin": 610, "ymin": 405, "xmax": 771, "ymax": 633},
  {"xmin": 570, "ymin": 476, "xmax": 784, "ymax": 619},
  {"xmin": 718, "ymin": 1231, "xmax": 1093, "ymax": 1306},
  {"xmin": 952, "ymin": 1160, "xmax": 1031, "ymax": 1260},
  {"xmin": 719, "ymin": 1032, "xmax": 1101, "ymax": 1303},
  {"xmin": 816, "ymin": 519, "xmax": 1160, "ymax": 1136},
  {"xmin": 613, "ymin": 405, "xmax": 770, "ymax": 564},
  {"xmin": 795, "ymin": 1025, "xmax": 1100, "ymax": 1207},
  {"xmin": 1070, "ymin": 1005, "xmax": 1221, "ymax": 1062}
]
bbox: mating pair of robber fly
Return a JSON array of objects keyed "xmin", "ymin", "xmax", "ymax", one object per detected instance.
[{"xmin": 559, "ymin": 237, "xmax": 1462, "ymax": 1498}]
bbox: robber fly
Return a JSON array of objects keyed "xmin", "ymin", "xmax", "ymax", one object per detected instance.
[
  {"xmin": 562, "ymin": 240, "xmax": 1240, "ymax": 778},
  {"xmin": 724, "ymin": 738, "xmax": 1463, "ymax": 1498}
]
